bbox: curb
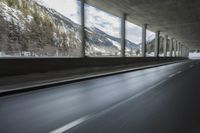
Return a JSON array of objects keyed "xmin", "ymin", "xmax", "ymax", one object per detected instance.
[{"xmin": 0, "ymin": 60, "xmax": 188, "ymax": 97}]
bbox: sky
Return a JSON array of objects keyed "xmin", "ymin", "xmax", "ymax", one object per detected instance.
[{"xmin": 41, "ymin": 0, "xmax": 155, "ymax": 44}]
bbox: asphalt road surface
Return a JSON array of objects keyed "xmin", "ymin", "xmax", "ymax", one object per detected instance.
[{"xmin": 1, "ymin": 60, "xmax": 200, "ymax": 133}]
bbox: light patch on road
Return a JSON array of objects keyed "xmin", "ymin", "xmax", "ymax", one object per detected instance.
[
  {"xmin": 169, "ymin": 71, "xmax": 182, "ymax": 78},
  {"xmin": 50, "ymin": 115, "xmax": 92, "ymax": 133},
  {"xmin": 190, "ymin": 65, "xmax": 194, "ymax": 68}
]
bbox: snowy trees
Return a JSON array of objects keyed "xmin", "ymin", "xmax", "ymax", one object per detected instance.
[{"xmin": 0, "ymin": 0, "xmax": 82, "ymax": 57}]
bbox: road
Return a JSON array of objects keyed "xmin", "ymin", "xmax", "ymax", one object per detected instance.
[{"xmin": 0, "ymin": 60, "xmax": 200, "ymax": 133}]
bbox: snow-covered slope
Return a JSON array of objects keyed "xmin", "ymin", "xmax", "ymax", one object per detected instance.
[{"xmin": 0, "ymin": 2, "xmax": 32, "ymax": 30}]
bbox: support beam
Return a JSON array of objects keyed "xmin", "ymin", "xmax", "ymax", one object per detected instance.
[
  {"xmin": 80, "ymin": 0, "xmax": 86, "ymax": 57},
  {"xmin": 142, "ymin": 24, "xmax": 147, "ymax": 57},
  {"xmin": 121, "ymin": 13, "xmax": 126, "ymax": 57},
  {"xmin": 163, "ymin": 35, "xmax": 168, "ymax": 57},
  {"xmin": 169, "ymin": 38, "xmax": 173, "ymax": 57},
  {"xmin": 155, "ymin": 31, "xmax": 160, "ymax": 57}
]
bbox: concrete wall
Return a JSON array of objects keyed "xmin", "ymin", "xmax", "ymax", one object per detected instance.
[{"xmin": 0, "ymin": 57, "xmax": 185, "ymax": 77}]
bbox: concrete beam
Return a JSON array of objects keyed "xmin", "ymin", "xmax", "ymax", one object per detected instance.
[
  {"xmin": 80, "ymin": 0, "xmax": 86, "ymax": 57},
  {"xmin": 142, "ymin": 24, "xmax": 147, "ymax": 57},
  {"xmin": 155, "ymin": 31, "xmax": 160, "ymax": 57},
  {"xmin": 121, "ymin": 13, "xmax": 126, "ymax": 57},
  {"xmin": 164, "ymin": 35, "xmax": 168, "ymax": 57}
]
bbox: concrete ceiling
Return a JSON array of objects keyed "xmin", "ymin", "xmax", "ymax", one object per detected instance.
[{"xmin": 86, "ymin": 0, "xmax": 200, "ymax": 49}]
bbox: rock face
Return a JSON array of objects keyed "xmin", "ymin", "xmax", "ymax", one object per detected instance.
[{"xmin": 0, "ymin": 0, "xmax": 153, "ymax": 57}]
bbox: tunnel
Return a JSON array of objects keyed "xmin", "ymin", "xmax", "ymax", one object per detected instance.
[{"xmin": 0, "ymin": 0, "xmax": 200, "ymax": 133}]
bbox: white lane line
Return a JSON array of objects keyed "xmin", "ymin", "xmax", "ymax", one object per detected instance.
[
  {"xmin": 168, "ymin": 71, "xmax": 182, "ymax": 78},
  {"xmin": 50, "ymin": 115, "xmax": 92, "ymax": 133},
  {"xmin": 50, "ymin": 79, "xmax": 168, "ymax": 133}
]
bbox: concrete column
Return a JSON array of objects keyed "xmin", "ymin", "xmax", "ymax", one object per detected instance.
[
  {"xmin": 178, "ymin": 43, "xmax": 181, "ymax": 57},
  {"xmin": 185, "ymin": 47, "xmax": 189, "ymax": 57},
  {"xmin": 163, "ymin": 35, "xmax": 168, "ymax": 57},
  {"xmin": 181, "ymin": 44, "xmax": 184, "ymax": 57},
  {"xmin": 80, "ymin": 0, "xmax": 86, "ymax": 57},
  {"xmin": 121, "ymin": 13, "xmax": 126, "ymax": 57},
  {"xmin": 169, "ymin": 38, "xmax": 173, "ymax": 57},
  {"xmin": 174, "ymin": 40, "xmax": 177, "ymax": 57},
  {"xmin": 185, "ymin": 48, "xmax": 187, "ymax": 58},
  {"xmin": 183, "ymin": 47, "xmax": 187, "ymax": 57},
  {"xmin": 155, "ymin": 31, "xmax": 160, "ymax": 57},
  {"xmin": 142, "ymin": 24, "xmax": 147, "ymax": 57},
  {"xmin": 186, "ymin": 47, "xmax": 189, "ymax": 57}
]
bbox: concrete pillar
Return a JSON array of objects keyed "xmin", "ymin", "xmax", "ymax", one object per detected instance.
[
  {"xmin": 181, "ymin": 44, "xmax": 184, "ymax": 57},
  {"xmin": 169, "ymin": 38, "xmax": 173, "ymax": 57},
  {"xmin": 184, "ymin": 47, "xmax": 187, "ymax": 57},
  {"xmin": 185, "ymin": 47, "xmax": 189, "ymax": 57},
  {"xmin": 121, "ymin": 13, "xmax": 126, "ymax": 57},
  {"xmin": 174, "ymin": 40, "xmax": 177, "ymax": 57},
  {"xmin": 178, "ymin": 42, "xmax": 181, "ymax": 57},
  {"xmin": 163, "ymin": 35, "xmax": 168, "ymax": 57},
  {"xmin": 186, "ymin": 47, "xmax": 189, "ymax": 57},
  {"xmin": 155, "ymin": 31, "xmax": 160, "ymax": 57},
  {"xmin": 183, "ymin": 46, "xmax": 187, "ymax": 57},
  {"xmin": 80, "ymin": 0, "xmax": 86, "ymax": 57},
  {"xmin": 177, "ymin": 42, "xmax": 179, "ymax": 57},
  {"xmin": 142, "ymin": 24, "xmax": 147, "ymax": 57}
]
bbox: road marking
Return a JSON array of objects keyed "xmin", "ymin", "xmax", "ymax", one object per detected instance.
[
  {"xmin": 168, "ymin": 71, "xmax": 182, "ymax": 78},
  {"xmin": 50, "ymin": 115, "xmax": 92, "ymax": 133},
  {"xmin": 50, "ymin": 79, "xmax": 168, "ymax": 133}
]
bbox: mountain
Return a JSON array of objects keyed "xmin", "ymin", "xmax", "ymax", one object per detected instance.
[{"xmin": 0, "ymin": 0, "xmax": 147, "ymax": 57}]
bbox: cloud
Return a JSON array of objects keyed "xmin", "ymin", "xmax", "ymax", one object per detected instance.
[
  {"xmin": 41, "ymin": 0, "xmax": 153, "ymax": 44},
  {"xmin": 42, "ymin": 0, "xmax": 80, "ymax": 24},
  {"xmin": 85, "ymin": 4, "xmax": 121, "ymax": 38}
]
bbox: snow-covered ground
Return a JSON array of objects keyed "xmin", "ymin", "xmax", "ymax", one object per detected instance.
[{"xmin": 189, "ymin": 53, "xmax": 200, "ymax": 59}]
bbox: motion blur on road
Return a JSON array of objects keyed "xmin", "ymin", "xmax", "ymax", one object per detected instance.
[{"xmin": 1, "ymin": 61, "xmax": 200, "ymax": 133}]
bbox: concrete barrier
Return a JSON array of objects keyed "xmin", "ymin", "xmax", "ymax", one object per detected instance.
[{"xmin": 0, "ymin": 57, "xmax": 186, "ymax": 77}]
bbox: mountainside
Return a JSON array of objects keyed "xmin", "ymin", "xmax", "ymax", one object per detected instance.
[{"xmin": 0, "ymin": 0, "xmax": 150, "ymax": 57}]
